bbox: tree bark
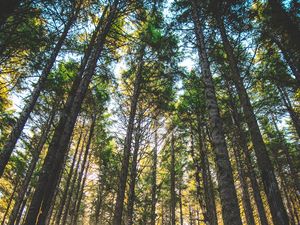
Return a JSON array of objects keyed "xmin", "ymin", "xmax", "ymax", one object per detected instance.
[
  {"xmin": 54, "ymin": 121, "xmax": 85, "ymax": 225},
  {"xmin": 69, "ymin": 115, "xmax": 96, "ymax": 224},
  {"xmin": 266, "ymin": 0, "xmax": 300, "ymax": 73},
  {"xmin": 60, "ymin": 129, "xmax": 88, "ymax": 225},
  {"xmin": 70, "ymin": 153, "xmax": 92, "ymax": 225},
  {"xmin": 8, "ymin": 110, "xmax": 55, "ymax": 225},
  {"xmin": 225, "ymin": 85, "xmax": 269, "ymax": 225},
  {"xmin": 189, "ymin": 127, "xmax": 207, "ymax": 222},
  {"xmin": 1, "ymin": 178, "xmax": 19, "ymax": 225},
  {"xmin": 0, "ymin": 1, "xmax": 82, "ymax": 177},
  {"xmin": 277, "ymin": 86, "xmax": 300, "ymax": 138},
  {"xmin": 232, "ymin": 141, "xmax": 255, "ymax": 225},
  {"xmin": 22, "ymin": 3, "xmax": 118, "ymax": 224},
  {"xmin": 216, "ymin": 14, "xmax": 289, "ymax": 225},
  {"xmin": 197, "ymin": 119, "xmax": 218, "ymax": 225},
  {"xmin": 271, "ymin": 114, "xmax": 300, "ymax": 193},
  {"xmin": 112, "ymin": 44, "xmax": 145, "ymax": 225},
  {"xmin": 190, "ymin": 2, "xmax": 243, "ymax": 224}
]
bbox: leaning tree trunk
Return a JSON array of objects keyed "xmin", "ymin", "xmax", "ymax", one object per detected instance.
[
  {"xmin": 71, "ymin": 153, "xmax": 92, "ymax": 225},
  {"xmin": 190, "ymin": 1, "xmax": 242, "ymax": 224},
  {"xmin": 269, "ymin": 34, "xmax": 300, "ymax": 84},
  {"xmin": 231, "ymin": 137, "xmax": 255, "ymax": 225},
  {"xmin": 60, "ymin": 130, "xmax": 88, "ymax": 225},
  {"xmin": 112, "ymin": 44, "xmax": 145, "ymax": 225},
  {"xmin": 170, "ymin": 131, "xmax": 176, "ymax": 225},
  {"xmin": 266, "ymin": 0, "xmax": 300, "ymax": 73},
  {"xmin": 150, "ymin": 120, "xmax": 158, "ymax": 225},
  {"xmin": 22, "ymin": 3, "xmax": 118, "ymax": 224},
  {"xmin": 1, "ymin": 178, "xmax": 19, "ymax": 225},
  {"xmin": 69, "ymin": 115, "xmax": 96, "ymax": 223},
  {"xmin": 0, "ymin": 1, "xmax": 82, "ymax": 177},
  {"xmin": 270, "ymin": 114, "xmax": 300, "ymax": 194},
  {"xmin": 277, "ymin": 86, "xmax": 300, "ymax": 138},
  {"xmin": 8, "ymin": 109, "xmax": 55, "ymax": 225},
  {"xmin": 54, "ymin": 121, "xmax": 86, "ymax": 225},
  {"xmin": 225, "ymin": 83, "xmax": 269, "ymax": 225},
  {"xmin": 216, "ymin": 15, "xmax": 289, "ymax": 224}
]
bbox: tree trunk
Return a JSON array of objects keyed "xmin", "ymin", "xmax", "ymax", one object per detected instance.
[
  {"xmin": 269, "ymin": 34, "xmax": 300, "ymax": 84},
  {"xmin": 150, "ymin": 121, "xmax": 158, "ymax": 225},
  {"xmin": 0, "ymin": 1, "xmax": 82, "ymax": 177},
  {"xmin": 277, "ymin": 86, "xmax": 300, "ymax": 138},
  {"xmin": 197, "ymin": 119, "xmax": 218, "ymax": 225},
  {"xmin": 54, "ymin": 121, "xmax": 85, "ymax": 225},
  {"xmin": 69, "ymin": 115, "xmax": 95, "ymax": 224},
  {"xmin": 270, "ymin": 114, "xmax": 300, "ymax": 193},
  {"xmin": 232, "ymin": 141, "xmax": 255, "ymax": 225},
  {"xmin": 267, "ymin": 135, "xmax": 298, "ymax": 225},
  {"xmin": 112, "ymin": 44, "xmax": 145, "ymax": 225},
  {"xmin": 60, "ymin": 129, "xmax": 88, "ymax": 225},
  {"xmin": 127, "ymin": 122, "xmax": 141, "ymax": 225},
  {"xmin": 70, "ymin": 153, "xmax": 92, "ymax": 225},
  {"xmin": 1, "ymin": 178, "xmax": 19, "ymax": 225},
  {"xmin": 216, "ymin": 14, "xmax": 289, "ymax": 225},
  {"xmin": 189, "ymin": 128, "xmax": 207, "ymax": 222},
  {"xmin": 224, "ymin": 81, "xmax": 270, "ymax": 225},
  {"xmin": 266, "ymin": 0, "xmax": 300, "ymax": 71},
  {"xmin": 22, "ymin": 3, "xmax": 118, "ymax": 224},
  {"xmin": 170, "ymin": 131, "xmax": 176, "ymax": 225},
  {"xmin": 190, "ymin": 2, "xmax": 242, "ymax": 224},
  {"xmin": 8, "ymin": 110, "xmax": 55, "ymax": 225}
]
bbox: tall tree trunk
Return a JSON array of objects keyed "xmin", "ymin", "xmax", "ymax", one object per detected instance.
[
  {"xmin": 216, "ymin": 14, "xmax": 289, "ymax": 225},
  {"xmin": 0, "ymin": 1, "xmax": 82, "ymax": 177},
  {"xmin": 190, "ymin": 2, "xmax": 242, "ymax": 224},
  {"xmin": 270, "ymin": 114, "xmax": 300, "ymax": 193},
  {"xmin": 277, "ymin": 86, "xmax": 300, "ymax": 138},
  {"xmin": 1, "ymin": 178, "xmax": 19, "ymax": 225},
  {"xmin": 197, "ymin": 119, "xmax": 218, "ymax": 225},
  {"xmin": 267, "ymin": 135, "xmax": 298, "ymax": 225},
  {"xmin": 170, "ymin": 131, "xmax": 176, "ymax": 225},
  {"xmin": 54, "ymin": 121, "xmax": 85, "ymax": 225},
  {"xmin": 112, "ymin": 44, "xmax": 145, "ymax": 225},
  {"xmin": 232, "ymin": 141, "xmax": 255, "ymax": 225},
  {"xmin": 8, "ymin": 110, "xmax": 55, "ymax": 225},
  {"xmin": 224, "ymin": 82, "xmax": 269, "ymax": 225},
  {"xmin": 22, "ymin": 3, "xmax": 118, "ymax": 224},
  {"xmin": 189, "ymin": 128, "xmax": 207, "ymax": 222},
  {"xmin": 265, "ymin": 0, "xmax": 300, "ymax": 71},
  {"xmin": 127, "ymin": 122, "xmax": 141, "ymax": 225},
  {"xmin": 60, "ymin": 129, "xmax": 88, "ymax": 225},
  {"xmin": 70, "ymin": 153, "xmax": 92, "ymax": 225},
  {"xmin": 150, "ymin": 121, "xmax": 158, "ymax": 225},
  {"xmin": 269, "ymin": 34, "xmax": 300, "ymax": 83},
  {"xmin": 68, "ymin": 115, "xmax": 95, "ymax": 223}
]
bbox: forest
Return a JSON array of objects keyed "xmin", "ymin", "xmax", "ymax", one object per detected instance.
[{"xmin": 0, "ymin": 0, "xmax": 299, "ymax": 224}]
